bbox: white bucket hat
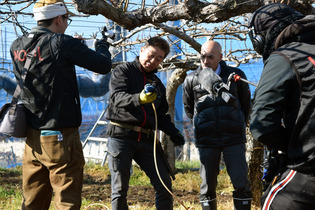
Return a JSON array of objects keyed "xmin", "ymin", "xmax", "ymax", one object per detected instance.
[{"xmin": 33, "ymin": 0, "xmax": 74, "ymax": 21}]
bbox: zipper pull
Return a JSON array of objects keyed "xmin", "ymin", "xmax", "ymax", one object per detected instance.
[{"xmin": 271, "ymin": 173, "xmax": 280, "ymax": 185}]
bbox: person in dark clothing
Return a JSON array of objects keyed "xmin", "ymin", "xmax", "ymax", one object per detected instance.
[
  {"xmin": 105, "ymin": 36, "xmax": 185, "ymax": 210},
  {"xmin": 183, "ymin": 40, "xmax": 252, "ymax": 210},
  {"xmin": 10, "ymin": 0, "xmax": 112, "ymax": 209},
  {"xmin": 249, "ymin": 3, "xmax": 315, "ymax": 209}
]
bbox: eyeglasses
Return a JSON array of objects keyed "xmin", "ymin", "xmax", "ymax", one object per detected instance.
[
  {"xmin": 146, "ymin": 48, "xmax": 164, "ymax": 63},
  {"xmin": 63, "ymin": 15, "xmax": 72, "ymax": 26},
  {"xmin": 67, "ymin": 17, "xmax": 72, "ymax": 26}
]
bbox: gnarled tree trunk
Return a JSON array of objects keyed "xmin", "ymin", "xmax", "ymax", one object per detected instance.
[
  {"xmin": 246, "ymin": 127, "xmax": 264, "ymax": 206},
  {"xmin": 161, "ymin": 68, "xmax": 187, "ymax": 171}
]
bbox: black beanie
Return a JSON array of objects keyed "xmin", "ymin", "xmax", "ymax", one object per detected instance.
[
  {"xmin": 250, "ymin": 3, "xmax": 304, "ymax": 38},
  {"xmin": 249, "ymin": 3, "xmax": 304, "ymax": 60}
]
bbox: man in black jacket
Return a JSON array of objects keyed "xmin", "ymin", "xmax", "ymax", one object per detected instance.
[
  {"xmin": 105, "ymin": 36, "xmax": 185, "ymax": 210},
  {"xmin": 183, "ymin": 40, "xmax": 252, "ymax": 210},
  {"xmin": 249, "ymin": 3, "xmax": 315, "ymax": 209},
  {"xmin": 10, "ymin": 0, "xmax": 112, "ymax": 209}
]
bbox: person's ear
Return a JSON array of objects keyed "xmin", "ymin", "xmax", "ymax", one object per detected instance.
[
  {"xmin": 55, "ymin": 15, "xmax": 63, "ymax": 26},
  {"xmin": 140, "ymin": 47, "xmax": 145, "ymax": 53}
]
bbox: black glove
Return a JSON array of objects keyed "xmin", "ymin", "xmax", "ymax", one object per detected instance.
[
  {"xmin": 94, "ymin": 26, "xmax": 114, "ymax": 50},
  {"xmin": 94, "ymin": 38, "xmax": 109, "ymax": 50},
  {"xmin": 170, "ymin": 131, "xmax": 185, "ymax": 146}
]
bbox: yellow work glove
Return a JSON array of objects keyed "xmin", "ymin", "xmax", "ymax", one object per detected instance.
[{"xmin": 139, "ymin": 89, "xmax": 157, "ymax": 104}]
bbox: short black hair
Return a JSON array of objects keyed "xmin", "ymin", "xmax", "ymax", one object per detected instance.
[
  {"xmin": 144, "ymin": 36, "xmax": 170, "ymax": 58},
  {"xmin": 38, "ymin": 18, "xmax": 54, "ymax": 27},
  {"xmin": 37, "ymin": 14, "xmax": 67, "ymax": 27}
]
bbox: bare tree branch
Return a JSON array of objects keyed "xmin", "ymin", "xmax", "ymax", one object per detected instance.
[
  {"xmin": 74, "ymin": 0, "xmax": 313, "ymax": 30},
  {"xmin": 0, "ymin": 0, "xmax": 32, "ymax": 5},
  {"xmin": 153, "ymin": 23, "xmax": 202, "ymax": 52}
]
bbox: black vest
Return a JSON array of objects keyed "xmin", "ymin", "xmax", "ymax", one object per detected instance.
[
  {"xmin": 274, "ymin": 41, "xmax": 315, "ymax": 173},
  {"xmin": 11, "ymin": 32, "xmax": 81, "ymax": 129}
]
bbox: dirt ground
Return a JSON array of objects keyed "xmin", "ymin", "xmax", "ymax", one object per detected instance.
[
  {"xmin": 0, "ymin": 168, "xmax": 200, "ymax": 208},
  {"xmin": 81, "ymin": 170, "xmax": 248, "ymax": 209},
  {"xmin": 1, "ymin": 168, "xmax": 259, "ymax": 209},
  {"xmin": 82, "ymin": 174, "xmax": 201, "ymax": 208}
]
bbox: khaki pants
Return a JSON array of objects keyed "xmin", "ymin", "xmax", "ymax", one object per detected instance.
[{"xmin": 21, "ymin": 127, "xmax": 85, "ymax": 210}]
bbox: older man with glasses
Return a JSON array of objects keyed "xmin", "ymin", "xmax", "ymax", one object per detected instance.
[{"xmin": 105, "ymin": 36, "xmax": 185, "ymax": 210}]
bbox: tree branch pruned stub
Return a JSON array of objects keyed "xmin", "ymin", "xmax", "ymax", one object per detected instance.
[{"xmin": 74, "ymin": 0, "xmax": 313, "ymax": 30}]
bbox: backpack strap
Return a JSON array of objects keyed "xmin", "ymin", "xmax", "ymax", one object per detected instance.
[
  {"xmin": 10, "ymin": 34, "xmax": 45, "ymax": 109},
  {"xmin": 272, "ymin": 51, "xmax": 302, "ymax": 87}
]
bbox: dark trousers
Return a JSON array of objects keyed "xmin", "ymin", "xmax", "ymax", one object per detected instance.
[
  {"xmin": 261, "ymin": 168, "xmax": 315, "ymax": 210},
  {"xmin": 107, "ymin": 137, "xmax": 173, "ymax": 210},
  {"xmin": 198, "ymin": 143, "xmax": 252, "ymax": 202}
]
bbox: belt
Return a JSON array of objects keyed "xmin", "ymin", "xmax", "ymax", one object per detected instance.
[{"xmin": 109, "ymin": 121, "xmax": 151, "ymax": 135}]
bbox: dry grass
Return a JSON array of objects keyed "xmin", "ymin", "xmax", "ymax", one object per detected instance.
[{"xmin": 0, "ymin": 162, "xmax": 260, "ymax": 210}]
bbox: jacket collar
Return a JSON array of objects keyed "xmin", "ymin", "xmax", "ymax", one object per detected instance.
[{"xmin": 30, "ymin": 26, "xmax": 54, "ymax": 34}]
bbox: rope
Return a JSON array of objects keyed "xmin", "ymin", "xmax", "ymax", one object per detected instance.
[
  {"xmin": 83, "ymin": 203, "xmax": 110, "ymax": 209},
  {"xmin": 152, "ymin": 103, "xmax": 189, "ymax": 210}
]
